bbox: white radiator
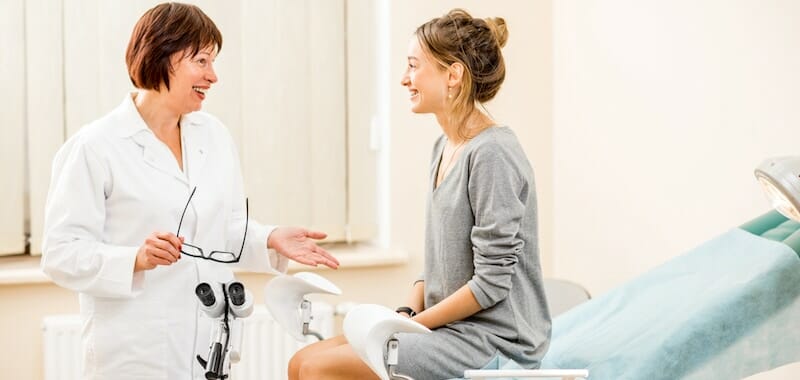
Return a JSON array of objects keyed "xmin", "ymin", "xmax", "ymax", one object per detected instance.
[
  {"xmin": 42, "ymin": 303, "xmax": 335, "ymax": 380},
  {"xmin": 42, "ymin": 314, "xmax": 82, "ymax": 380}
]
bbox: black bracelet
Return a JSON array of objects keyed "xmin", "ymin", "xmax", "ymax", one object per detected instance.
[{"xmin": 395, "ymin": 306, "xmax": 417, "ymax": 317}]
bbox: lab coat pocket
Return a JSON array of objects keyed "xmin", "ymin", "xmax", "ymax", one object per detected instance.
[{"xmin": 93, "ymin": 304, "xmax": 169, "ymax": 379}]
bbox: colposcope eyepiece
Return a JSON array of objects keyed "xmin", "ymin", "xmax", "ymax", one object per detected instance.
[
  {"xmin": 227, "ymin": 281, "xmax": 253, "ymax": 318},
  {"xmin": 195, "ymin": 283, "xmax": 216, "ymax": 307},
  {"xmin": 228, "ymin": 282, "xmax": 246, "ymax": 306}
]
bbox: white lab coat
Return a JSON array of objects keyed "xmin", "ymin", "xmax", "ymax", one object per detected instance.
[{"xmin": 42, "ymin": 93, "xmax": 288, "ymax": 380}]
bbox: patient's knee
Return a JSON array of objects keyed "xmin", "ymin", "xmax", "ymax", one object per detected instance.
[
  {"xmin": 288, "ymin": 351, "xmax": 308, "ymax": 380},
  {"xmin": 298, "ymin": 359, "xmax": 327, "ymax": 379}
]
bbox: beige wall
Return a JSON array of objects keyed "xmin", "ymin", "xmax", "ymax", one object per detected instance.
[{"xmin": 1, "ymin": 283, "xmax": 79, "ymax": 378}]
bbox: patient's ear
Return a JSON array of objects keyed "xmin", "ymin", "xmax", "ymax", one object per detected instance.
[{"xmin": 447, "ymin": 62, "xmax": 465, "ymax": 88}]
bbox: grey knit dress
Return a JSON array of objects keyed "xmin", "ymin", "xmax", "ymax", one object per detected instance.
[{"xmin": 395, "ymin": 126, "xmax": 551, "ymax": 379}]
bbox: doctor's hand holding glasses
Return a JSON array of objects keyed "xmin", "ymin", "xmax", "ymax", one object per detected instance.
[{"xmin": 133, "ymin": 187, "xmax": 340, "ymax": 271}]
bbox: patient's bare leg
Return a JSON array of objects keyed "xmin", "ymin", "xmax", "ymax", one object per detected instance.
[
  {"xmin": 289, "ymin": 335, "xmax": 348, "ymax": 380},
  {"xmin": 296, "ymin": 339, "xmax": 379, "ymax": 380}
]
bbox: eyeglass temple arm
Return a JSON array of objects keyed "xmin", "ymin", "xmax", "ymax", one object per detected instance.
[
  {"xmin": 237, "ymin": 199, "xmax": 249, "ymax": 257},
  {"xmin": 177, "ymin": 187, "xmax": 198, "ymax": 237}
]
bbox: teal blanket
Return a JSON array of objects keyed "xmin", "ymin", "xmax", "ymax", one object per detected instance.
[{"xmin": 541, "ymin": 228, "xmax": 800, "ymax": 379}]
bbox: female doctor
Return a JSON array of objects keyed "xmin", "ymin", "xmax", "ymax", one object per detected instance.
[{"xmin": 40, "ymin": 3, "xmax": 338, "ymax": 379}]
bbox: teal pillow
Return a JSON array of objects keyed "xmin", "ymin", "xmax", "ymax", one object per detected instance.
[{"xmin": 740, "ymin": 210, "xmax": 800, "ymax": 257}]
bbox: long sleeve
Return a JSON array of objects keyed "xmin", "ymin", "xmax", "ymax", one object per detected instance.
[
  {"xmin": 466, "ymin": 144, "xmax": 526, "ymax": 309},
  {"xmin": 41, "ymin": 134, "xmax": 144, "ymax": 298}
]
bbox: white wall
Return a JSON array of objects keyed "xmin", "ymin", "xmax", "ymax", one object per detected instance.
[{"xmin": 553, "ymin": 1, "xmax": 800, "ymax": 377}]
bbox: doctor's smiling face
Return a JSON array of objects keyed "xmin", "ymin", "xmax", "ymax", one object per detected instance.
[
  {"xmin": 400, "ymin": 37, "xmax": 451, "ymax": 115},
  {"xmin": 125, "ymin": 2, "xmax": 222, "ymax": 115},
  {"xmin": 168, "ymin": 47, "xmax": 219, "ymax": 114}
]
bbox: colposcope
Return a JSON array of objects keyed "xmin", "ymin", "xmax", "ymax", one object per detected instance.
[{"xmin": 195, "ymin": 280, "xmax": 253, "ymax": 380}]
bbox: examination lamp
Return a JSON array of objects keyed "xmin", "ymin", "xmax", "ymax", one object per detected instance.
[{"xmin": 754, "ymin": 156, "xmax": 800, "ymax": 222}]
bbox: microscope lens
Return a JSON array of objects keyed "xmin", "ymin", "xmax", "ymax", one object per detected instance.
[
  {"xmin": 228, "ymin": 282, "xmax": 245, "ymax": 306},
  {"xmin": 195, "ymin": 283, "xmax": 216, "ymax": 306}
]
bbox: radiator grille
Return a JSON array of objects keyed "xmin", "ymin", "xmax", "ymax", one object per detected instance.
[{"xmin": 42, "ymin": 303, "xmax": 334, "ymax": 380}]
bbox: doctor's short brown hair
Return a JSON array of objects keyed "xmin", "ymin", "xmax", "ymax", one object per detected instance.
[{"xmin": 125, "ymin": 2, "xmax": 222, "ymax": 91}]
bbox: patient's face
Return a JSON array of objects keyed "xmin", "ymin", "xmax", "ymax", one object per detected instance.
[{"xmin": 400, "ymin": 37, "xmax": 449, "ymax": 114}]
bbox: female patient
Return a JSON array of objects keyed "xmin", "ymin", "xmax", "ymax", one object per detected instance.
[{"xmin": 288, "ymin": 8, "xmax": 550, "ymax": 379}]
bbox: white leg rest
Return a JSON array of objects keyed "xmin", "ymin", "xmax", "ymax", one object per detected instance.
[{"xmin": 463, "ymin": 369, "xmax": 589, "ymax": 380}]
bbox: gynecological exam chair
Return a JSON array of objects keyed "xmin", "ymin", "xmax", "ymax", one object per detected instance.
[
  {"xmin": 264, "ymin": 214, "xmax": 799, "ymax": 380},
  {"xmin": 307, "ymin": 158, "xmax": 800, "ymax": 380},
  {"xmin": 534, "ymin": 158, "xmax": 800, "ymax": 379},
  {"xmin": 263, "ymin": 156, "xmax": 800, "ymax": 380}
]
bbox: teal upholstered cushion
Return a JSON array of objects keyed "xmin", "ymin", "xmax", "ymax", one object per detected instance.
[{"xmin": 740, "ymin": 210, "xmax": 800, "ymax": 257}]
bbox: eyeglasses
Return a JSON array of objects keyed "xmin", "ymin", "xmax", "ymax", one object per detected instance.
[{"xmin": 176, "ymin": 187, "xmax": 248, "ymax": 263}]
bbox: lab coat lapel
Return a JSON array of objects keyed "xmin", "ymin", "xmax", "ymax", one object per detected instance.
[
  {"xmin": 130, "ymin": 132, "xmax": 189, "ymax": 185},
  {"xmin": 180, "ymin": 114, "xmax": 208, "ymax": 180},
  {"xmin": 116, "ymin": 93, "xmax": 189, "ymax": 185}
]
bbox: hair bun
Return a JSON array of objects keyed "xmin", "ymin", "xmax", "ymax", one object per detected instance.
[
  {"xmin": 485, "ymin": 17, "xmax": 508, "ymax": 48},
  {"xmin": 417, "ymin": 8, "xmax": 507, "ymax": 105}
]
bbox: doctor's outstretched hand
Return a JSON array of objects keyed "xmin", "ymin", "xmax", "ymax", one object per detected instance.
[{"xmin": 268, "ymin": 227, "xmax": 340, "ymax": 269}]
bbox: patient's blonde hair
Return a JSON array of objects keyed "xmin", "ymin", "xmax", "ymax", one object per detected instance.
[{"xmin": 415, "ymin": 9, "xmax": 508, "ymax": 137}]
